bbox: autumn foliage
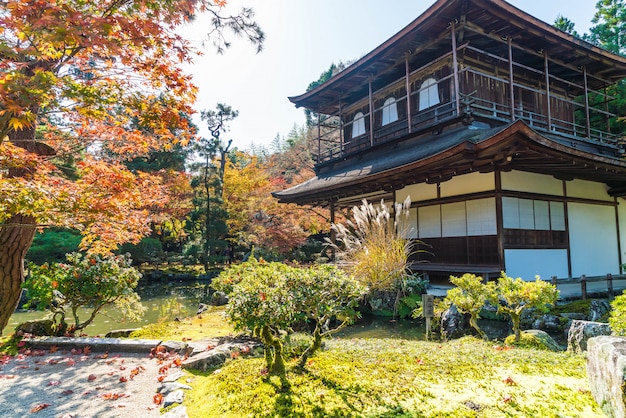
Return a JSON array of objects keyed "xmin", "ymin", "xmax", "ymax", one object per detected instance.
[{"xmin": 0, "ymin": 0, "xmax": 264, "ymax": 333}]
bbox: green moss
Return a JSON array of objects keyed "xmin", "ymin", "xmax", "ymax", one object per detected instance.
[
  {"xmin": 551, "ymin": 299, "xmax": 592, "ymax": 316},
  {"xmin": 504, "ymin": 331, "xmax": 561, "ymax": 351},
  {"xmin": 182, "ymin": 335, "xmax": 601, "ymax": 417}
]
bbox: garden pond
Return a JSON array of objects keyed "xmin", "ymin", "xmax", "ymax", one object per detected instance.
[{"xmin": 4, "ymin": 281, "xmax": 428, "ymax": 339}]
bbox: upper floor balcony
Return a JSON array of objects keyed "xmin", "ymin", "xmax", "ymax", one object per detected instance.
[{"xmin": 310, "ymin": 42, "xmax": 624, "ymax": 168}]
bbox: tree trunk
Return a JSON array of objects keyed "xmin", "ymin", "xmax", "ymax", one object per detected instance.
[{"xmin": 0, "ymin": 214, "xmax": 37, "ymax": 333}]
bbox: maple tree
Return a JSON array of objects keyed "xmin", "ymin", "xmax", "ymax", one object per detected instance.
[{"xmin": 0, "ymin": 0, "xmax": 263, "ymax": 333}]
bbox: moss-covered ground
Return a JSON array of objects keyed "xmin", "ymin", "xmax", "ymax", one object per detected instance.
[{"xmin": 152, "ymin": 309, "xmax": 602, "ymax": 417}]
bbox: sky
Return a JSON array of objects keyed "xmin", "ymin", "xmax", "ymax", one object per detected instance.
[{"xmin": 178, "ymin": 0, "xmax": 599, "ymax": 151}]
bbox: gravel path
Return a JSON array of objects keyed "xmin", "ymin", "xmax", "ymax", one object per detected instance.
[{"xmin": 0, "ymin": 346, "xmax": 186, "ymax": 418}]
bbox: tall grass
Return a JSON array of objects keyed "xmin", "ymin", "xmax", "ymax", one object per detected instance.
[{"xmin": 328, "ymin": 197, "xmax": 414, "ymax": 292}]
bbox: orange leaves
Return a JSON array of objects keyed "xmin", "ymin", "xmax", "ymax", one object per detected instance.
[
  {"xmin": 29, "ymin": 403, "xmax": 50, "ymax": 413},
  {"xmin": 98, "ymin": 392, "xmax": 129, "ymax": 401},
  {"xmin": 503, "ymin": 376, "xmax": 517, "ymax": 386},
  {"xmin": 153, "ymin": 393, "xmax": 164, "ymax": 405}
]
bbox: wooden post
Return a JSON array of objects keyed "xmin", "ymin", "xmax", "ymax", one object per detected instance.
[
  {"xmin": 368, "ymin": 80, "xmax": 374, "ymax": 147},
  {"xmin": 583, "ymin": 66, "xmax": 591, "ymax": 138},
  {"xmin": 607, "ymin": 273, "xmax": 614, "ymax": 300},
  {"xmin": 508, "ymin": 37, "xmax": 515, "ymax": 121},
  {"xmin": 544, "ymin": 50, "xmax": 552, "ymax": 131},
  {"xmin": 581, "ymin": 274, "xmax": 587, "ymax": 300},
  {"xmin": 422, "ymin": 294, "xmax": 435, "ymax": 340},
  {"xmin": 451, "ymin": 21, "xmax": 461, "ymax": 118},
  {"xmin": 551, "ymin": 276, "xmax": 557, "ymax": 286},
  {"xmin": 405, "ymin": 54, "xmax": 412, "ymax": 133}
]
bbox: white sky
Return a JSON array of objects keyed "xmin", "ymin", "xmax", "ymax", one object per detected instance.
[{"xmin": 179, "ymin": 0, "xmax": 599, "ymax": 151}]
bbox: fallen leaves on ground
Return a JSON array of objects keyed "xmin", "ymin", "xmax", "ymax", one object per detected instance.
[
  {"xmin": 98, "ymin": 392, "xmax": 130, "ymax": 401},
  {"xmin": 29, "ymin": 403, "xmax": 51, "ymax": 413}
]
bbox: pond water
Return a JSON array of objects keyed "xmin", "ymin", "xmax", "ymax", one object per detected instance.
[
  {"xmin": 337, "ymin": 316, "xmax": 426, "ymax": 340},
  {"xmin": 4, "ymin": 281, "xmax": 429, "ymax": 340},
  {"xmin": 3, "ymin": 282, "xmax": 209, "ymax": 337}
]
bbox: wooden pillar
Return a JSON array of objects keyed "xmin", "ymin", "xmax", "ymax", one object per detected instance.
[
  {"xmin": 607, "ymin": 273, "xmax": 614, "ymax": 300},
  {"xmin": 583, "ymin": 66, "xmax": 591, "ymax": 138},
  {"xmin": 317, "ymin": 107, "xmax": 321, "ymax": 163},
  {"xmin": 563, "ymin": 180, "xmax": 572, "ymax": 279},
  {"xmin": 405, "ymin": 54, "xmax": 412, "ymax": 133},
  {"xmin": 495, "ymin": 171, "xmax": 505, "ymax": 271},
  {"xmin": 605, "ymin": 87, "xmax": 611, "ymax": 134},
  {"xmin": 368, "ymin": 79, "xmax": 374, "ymax": 147},
  {"xmin": 339, "ymin": 100, "xmax": 343, "ymax": 155},
  {"xmin": 615, "ymin": 197, "xmax": 623, "ymax": 275},
  {"xmin": 451, "ymin": 21, "xmax": 461, "ymax": 117},
  {"xmin": 508, "ymin": 37, "xmax": 515, "ymax": 121},
  {"xmin": 544, "ymin": 50, "xmax": 552, "ymax": 131},
  {"xmin": 581, "ymin": 274, "xmax": 587, "ymax": 300}
]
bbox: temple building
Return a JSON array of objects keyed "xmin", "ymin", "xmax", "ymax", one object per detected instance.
[{"xmin": 273, "ymin": 0, "xmax": 626, "ymax": 281}]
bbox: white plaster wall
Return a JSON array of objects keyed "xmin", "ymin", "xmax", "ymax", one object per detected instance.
[
  {"xmin": 569, "ymin": 202, "xmax": 620, "ymax": 277},
  {"xmin": 440, "ymin": 172, "xmax": 495, "ymax": 198},
  {"xmin": 566, "ymin": 179, "xmax": 612, "ymax": 201},
  {"xmin": 501, "ymin": 170, "xmax": 563, "ymax": 196},
  {"xmin": 504, "ymin": 249, "xmax": 569, "ymax": 280},
  {"xmin": 418, "ymin": 205, "xmax": 441, "ymax": 238},
  {"xmin": 396, "ymin": 182, "xmax": 437, "ymax": 203}
]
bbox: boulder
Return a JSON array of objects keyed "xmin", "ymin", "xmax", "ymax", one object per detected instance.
[
  {"xmin": 441, "ymin": 304, "xmax": 465, "ymax": 340},
  {"xmin": 587, "ymin": 336, "xmax": 626, "ymax": 418},
  {"xmin": 181, "ymin": 346, "xmax": 231, "ymax": 371},
  {"xmin": 567, "ymin": 320, "xmax": 611, "ymax": 353},
  {"xmin": 104, "ymin": 329, "xmax": 138, "ymax": 338},
  {"xmin": 162, "ymin": 406, "xmax": 189, "ymax": 418},
  {"xmin": 16, "ymin": 319, "xmax": 57, "ymax": 336},
  {"xmin": 163, "ymin": 389, "xmax": 185, "ymax": 407},
  {"xmin": 504, "ymin": 330, "xmax": 562, "ymax": 351},
  {"xmin": 589, "ymin": 300, "xmax": 611, "ymax": 322},
  {"xmin": 158, "ymin": 382, "xmax": 192, "ymax": 394},
  {"xmin": 161, "ymin": 405, "xmax": 189, "ymax": 418},
  {"xmin": 196, "ymin": 303, "xmax": 209, "ymax": 315},
  {"xmin": 210, "ymin": 291, "xmax": 229, "ymax": 306}
]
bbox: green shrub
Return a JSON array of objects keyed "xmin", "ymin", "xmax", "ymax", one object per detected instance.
[
  {"xmin": 496, "ymin": 273, "xmax": 559, "ymax": 342},
  {"xmin": 24, "ymin": 252, "xmax": 145, "ymax": 335},
  {"xmin": 445, "ymin": 273, "xmax": 497, "ymax": 340},
  {"xmin": 609, "ymin": 291, "xmax": 626, "ymax": 335},
  {"xmin": 213, "ymin": 258, "xmax": 365, "ymax": 375}
]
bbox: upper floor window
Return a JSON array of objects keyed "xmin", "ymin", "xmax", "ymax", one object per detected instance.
[
  {"xmin": 418, "ymin": 78, "xmax": 440, "ymax": 111},
  {"xmin": 352, "ymin": 111, "xmax": 366, "ymax": 138},
  {"xmin": 381, "ymin": 97, "xmax": 398, "ymax": 126}
]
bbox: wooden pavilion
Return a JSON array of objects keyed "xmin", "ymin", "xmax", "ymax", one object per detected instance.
[{"xmin": 273, "ymin": 0, "xmax": 626, "ymax": 281}]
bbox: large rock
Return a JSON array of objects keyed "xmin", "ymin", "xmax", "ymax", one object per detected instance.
[
  {"xmin": 589, "ymin": 300, "xmax": 611, "ymax": 322},
  {"xmin": 504, "ymin": 330, "xmax": 562, "ymax": 351},
  {"xmin": 16, "ymin": 319, "xmax": 57, "ymax": 336},
  {"xmin": 567, "ymin": 320, "xmax": 611, "ymax": 353},
  {"xmin": 210, "ymin": 291, "xmax": 229, "ymax": 306},
  {"xmin": 181, "ymin": 346, "xmax": 231, "ymax": 371},
  {"xmin": 587, "ymin": 336, "xmax": 626, "ymax": 418},
  {"xmin": 441, "ymin": 304, "xmax": 465, "ymax": 340}
]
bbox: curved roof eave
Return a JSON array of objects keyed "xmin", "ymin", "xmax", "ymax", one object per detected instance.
[{"xmin": 272, "ymin": 120, "xmax": 626, "ymax": 204}]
